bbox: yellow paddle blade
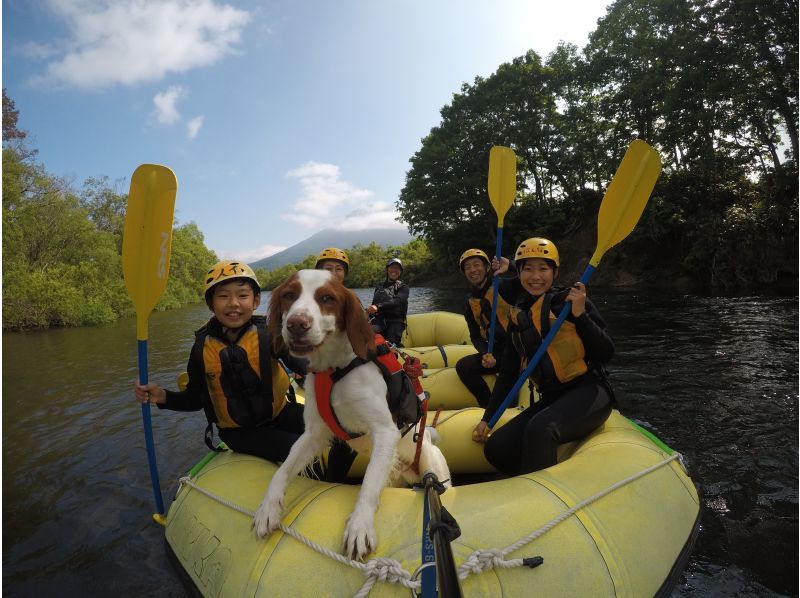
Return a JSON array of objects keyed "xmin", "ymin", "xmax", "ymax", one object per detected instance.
[
  {"xmin": 488, "ymin": 145, "xmax": 517, "ymax": 226},
  {"xmin": 591, "ymin": 139, "xmax": 661, "ymax": 266},
  {"xmin": 122, "ymin": 164, "xmax": 177, "ymax": 335}
]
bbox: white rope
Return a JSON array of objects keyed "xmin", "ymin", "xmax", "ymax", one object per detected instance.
[
  {"xmin": 176, "ymin": 451, "xmax": 682, "ymax": 595},
  {"xmin": 455, "ymin": 452, "xmax": 683, "ymax": 580},
  {"xmin": 177, "ymin": 477, "xmax": 420, "ymax": 597}
]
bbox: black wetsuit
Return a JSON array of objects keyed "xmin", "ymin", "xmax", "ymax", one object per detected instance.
[
  {"xmin": 370, "ymin": 279, "xmax": 409, "ymax": 346},
  {"xmin": 482, "ymin": 289, "xmax": 615, "ymax": 475}
]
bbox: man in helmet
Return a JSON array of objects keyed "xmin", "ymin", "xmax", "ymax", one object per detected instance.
[
  {"xmin": 133, "ymin": 259, "xmax": 348, "ymax": 478},
  {"xmin": 367, "ymin": 257, "xmax": 409, "ymax": 346},
  {"xmin": 315, "ymin": 247, "xmax": 350, "ymax": 283},
  {"xmin": 456, "ymin": 249, "xmax": 522, "ymax": 407}
]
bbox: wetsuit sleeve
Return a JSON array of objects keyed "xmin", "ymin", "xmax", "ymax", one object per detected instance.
[
  {"xmin": 481, "ymin": 335, "xmax": 521, "ymax": 424},
  {"xmin": 160, "ymin": 345, "xmax": 206, "ymax": 412},
  {"xmin": 376, "ymin": 284, "xmax": 409, "ymax": 318},
  {"xmin": 464, "ymin": 301, "xmax": 488, "ymax": 354},
  {"xmin": 498, "ymin": 273, "xmax": 523, "ymax": 304},
  {"xmin": 574, "ymin": 299, "xmax": 614, "ymax": 363}
]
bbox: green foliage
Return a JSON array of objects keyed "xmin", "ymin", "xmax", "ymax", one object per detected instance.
[
  {"xmin": 2, "ymin": 142, "xmax": 219, "ymax": 329},
  {"xmin": 158, "ymin": 222, "xmax": 218, "ymax": 310},
  {"xmin": 396, "ymin": 0, "xmax": 798, "ymax": 291},
  {"xmin": 257, "ymin": 239, "xmax": 435, "ymax": 290},
  {"xmin": 3, "ymin": 88, "xmax": 26, "ymax": 142}
]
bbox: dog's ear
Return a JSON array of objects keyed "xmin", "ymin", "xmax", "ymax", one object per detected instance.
[
  {"xmin": 343, "ymin": 288, "xmax": 375, "ymax": 360},
  {"xmin": 267, "ymin": 278, "xmax": 288, "ymax": 354}
]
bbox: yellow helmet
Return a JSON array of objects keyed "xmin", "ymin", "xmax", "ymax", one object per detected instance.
[
  {"xmin": 514, "ymin": 237, "xmax": 560, "ymax": 268},
  {"xmin": 315, "ymin": 247, "xmax": 350, "ymax": 272},
  {"xmin": 459, "ymin": 248, "xmax": 490, "ymax": 270},
  {"xmin": 204, "ymin": 260, "xmax": 260, "ymax": 303}
]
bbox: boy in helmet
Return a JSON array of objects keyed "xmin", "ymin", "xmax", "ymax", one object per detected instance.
[
  {"xmin": 133, "ymin": 260, "xmax": 319, "ymax": 467},
  {"xmin": 315, "ymin": 247, "xmax": 350, "ymax": 283},
  {"xmin": 367, "ymin": 257, "xmax": 409, "ymax": 346},
  {"xmin": 456, "ymin": 249, "xmax": 522, "ymax": 407}
]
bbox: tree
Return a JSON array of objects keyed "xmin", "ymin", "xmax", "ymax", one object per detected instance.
[
  {"xmin": 158, "ymin": 222, "xmax": 218, "ymax": 309},
  {"xmin": 3, "ymin": 88, "xmax": 26, "ymax": 142},
  {"xmin": 80, "ymin": 176, "xmax": 128, "ymax": 250}
]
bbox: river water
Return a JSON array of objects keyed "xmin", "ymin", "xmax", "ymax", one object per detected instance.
[{"xmin": 2, "ymin": 288, "xmax": 797, "ymax": 597}]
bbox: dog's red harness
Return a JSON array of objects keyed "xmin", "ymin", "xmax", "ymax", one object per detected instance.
[{"xmin": 314, "ymin": 335, "xmax": 424, "ymax": 443}]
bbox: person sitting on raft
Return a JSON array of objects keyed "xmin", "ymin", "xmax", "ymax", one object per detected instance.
[
  {"xmin": 132, "ymin": 260, "xmax": 351, "ymax": 480},
  {"xmin": 472, "ymin": 238, "xmax": 615, "ymax": 475},
  {"xmin": 367, "ymin": 257, "xmax": 409, "ymax": 346},
  {"xmin": 456, "ymin": 248, "xmax": 522, "ymax": 408},
  {"xmin": 315, "ymin": 247, "xmax": 350, "ymax": 283}
]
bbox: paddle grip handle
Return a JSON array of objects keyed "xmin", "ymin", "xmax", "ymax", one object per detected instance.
[
  {"xmin": 138, "ymin": 339, "xmax": 166, "ymax": 515},
  {"xmin": 486, "ymin": 227, "xmax": 504, "ymax": 355},
  {"xmin": 487, "ymin": 264, "xmax": 596, "ymax": 429}
]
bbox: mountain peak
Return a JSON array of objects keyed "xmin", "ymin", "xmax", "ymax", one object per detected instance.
[{"xmin": 250, "ymin": 227, "xmax": 413, "ymax": 271}]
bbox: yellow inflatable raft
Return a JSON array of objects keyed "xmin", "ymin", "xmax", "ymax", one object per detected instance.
[
  {"xmin": 417, "ymin": 366, "xmax": 531, "ymax": 411},
  {"xmin": 164, "ymin": 409, "xmax": 699, "ymax": 597},
  {"xmin": 400, "ymin": 312, "xmax": 477, "ymax": 368}
]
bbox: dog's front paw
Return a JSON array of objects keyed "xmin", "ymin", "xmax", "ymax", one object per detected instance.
[
  {"xmin": 252, "ymin": 495, "xmax": 284, "ymax": 539},
  {"xmin": 342, "ymin": 510, "xmax": 376, "ymax": 560}
]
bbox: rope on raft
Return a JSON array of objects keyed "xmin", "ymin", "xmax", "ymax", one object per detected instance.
[{"xmin": 176, "ymin": 451, "xmax": 684, "ymax": 598}]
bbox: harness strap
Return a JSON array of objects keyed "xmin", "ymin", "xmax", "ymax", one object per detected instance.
[
  {"xmin": 431, "ymin": 407, "xmax": 443, "ymax": 428},
  {"xmin": 315, "ymin": 335, "xmax": 424, "ymax": 442},
  {"xmin": 314, "ymin": 370, "xmax": 359, "ymax": 441},
  {"xmin": 411, "ymin": 398, "xmax": 429, "ymax": 475},
  {"xmin": 437, "ymin": 345, "xmax": 448, "ymax": 367}
]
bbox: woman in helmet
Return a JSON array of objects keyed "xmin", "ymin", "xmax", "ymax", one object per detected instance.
[
  {"xmin": 315, "ymin": 247, "xmax": 350, "ymax": 283},
  {"xmin": 455, "ymin": 248, "xmax": 522, "ymax": 407},
  {"xmin": 471, "ymin": 238, "xmax": 615, "ymax": 475},
  {"xmin": 367, "ymin": 257, "xmax": 409, "ymax": 346},
  {"xmin": 133, "ymin": 259, "xmax": 350, "ymax": 479}
]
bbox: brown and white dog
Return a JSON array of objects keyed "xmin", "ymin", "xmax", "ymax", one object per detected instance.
[{"xmin": 253, "ymin": 269, "xmax": 450, "ymax": 560}]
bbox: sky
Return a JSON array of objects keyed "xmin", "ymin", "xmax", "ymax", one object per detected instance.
[{"xmin": 3, "ymin": 0, "xmax": 612, "ymax": 262}]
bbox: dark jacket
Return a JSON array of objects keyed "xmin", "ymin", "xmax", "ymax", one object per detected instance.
[{"xmin": 370, "ymin": 280, "xmax": 409, "ymax": 323}]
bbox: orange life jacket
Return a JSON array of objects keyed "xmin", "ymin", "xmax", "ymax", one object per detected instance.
[
  {"xmin": 468, "ymin": 283, "xmax": 513, "ymax": 341},
  {"xmin": 195, "ymin": 318, "xmax": 290, "ymax": 430},
  {"xmin": 510, "ymin": 290, "xmax": 588, "ymax": 386}
]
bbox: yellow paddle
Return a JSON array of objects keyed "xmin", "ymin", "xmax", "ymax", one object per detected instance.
[
  {"xmin": 486, "ymin": 145, "xmax": 517, "ymax": 357},
  {"xmin": 122, "ymin": 164, "xmax": 177, "ymax": 523},
  {"xmin": 487, "ymin": 139, "xmax": 661, "ymax": 428}
]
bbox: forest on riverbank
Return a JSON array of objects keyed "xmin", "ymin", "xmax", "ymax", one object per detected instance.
[
  {"xmin": 3, "ymin": 0, "xmax": 796, "ymax": 330},
  {"xmin": 397, "ymin": 0, "xmax": 797, "ymax": 291}
]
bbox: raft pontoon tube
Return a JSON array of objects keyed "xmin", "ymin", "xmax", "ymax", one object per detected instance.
[
  {"xmin": 399, "ymin": 311, "xmax": 477, "ymax": 368},
  {"xmin": 164, "ymin": 407, "xmax": 699, "ymax": 597}
]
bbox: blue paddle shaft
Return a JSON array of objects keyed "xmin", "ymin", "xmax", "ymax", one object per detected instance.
[
  {"xmin": 487, "ymin": 264, "xmax": 597, "ymax": 429},
  {"xmin": 421, "ymin": 490, "xmax": 436, "ymax": 597},
  {"xmin": 138, "ymin": 339, "xmax": 165, "ymax": 515},
  {"xmin": 486, "ymin": 227, "xmax": 504, "ymax": 355}
]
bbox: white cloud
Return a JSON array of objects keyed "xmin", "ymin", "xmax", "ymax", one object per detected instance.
[
  {"xmin": 34, "ymin": 0, "xmax": 250, "ymax": 88},
  {"xmin": 152, "ymin": 85, "xmax": 186, "ymax": 125},
  {"xmin": 337, "ymin": 202, "xmax": 405, "ymax": 231},
  {"xmin": 282, "ymin": 162, "xmax": 374, "ymax": 228},
  {"xmin": 187, "ymin": 115, "xmax": 205, "ymax": 138},
  {"xmin": 217, "ymin": 244, "xmax": 287, "ymax": 263},
  {"xmin": 18, "ymin": 41, "xmax": 58, "ymax": 60}
]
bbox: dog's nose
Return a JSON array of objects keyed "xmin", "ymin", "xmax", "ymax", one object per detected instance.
[{"xmin": 286, "ymin": 313, "xmax": 312, "ymax": 334}]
